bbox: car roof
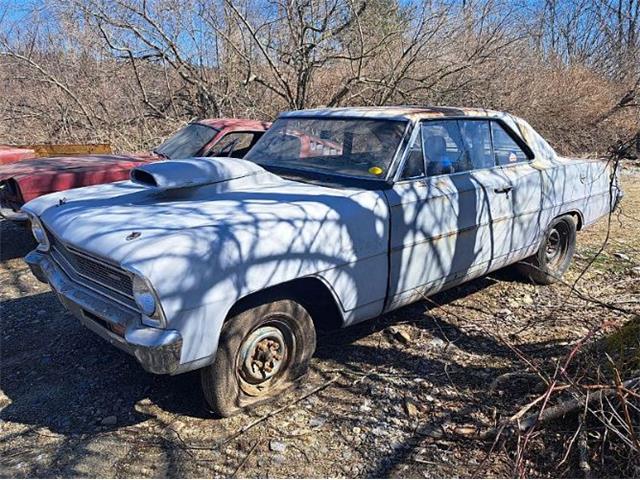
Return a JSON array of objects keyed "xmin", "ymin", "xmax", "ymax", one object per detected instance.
[
  {"xmin": 279, "ymin": 106, "xmax": 505, "ymax": 122},
  {"xmin": 195, "ymin": 118, "xmax": 271, "ymax": 131}
]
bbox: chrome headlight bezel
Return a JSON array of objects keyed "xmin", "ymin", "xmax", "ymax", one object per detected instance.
[
  {"xmin": 128, "ymin": 270, "xmax": 166, "ymax": 328},
  {"xmin": 29, "ymin": 215, "xmax": 50, "ymax": 252}
]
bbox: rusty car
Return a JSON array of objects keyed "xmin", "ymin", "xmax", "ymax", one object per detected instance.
[
  {"xmin": 0, "ymin": 119, "xmax": 269, "ymax": 220},
  {"xmin": 22, "ymin": 106, "xmax": 622, "ymax": 417}
]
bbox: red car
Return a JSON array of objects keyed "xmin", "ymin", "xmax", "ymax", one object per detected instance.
[
  {"xmin": 0, "ymin": 118, "xmax": 269, "ymax": 220},
  {"xmin": 0, "ymin": 145, "xmax": 36, "ymax": 165}
]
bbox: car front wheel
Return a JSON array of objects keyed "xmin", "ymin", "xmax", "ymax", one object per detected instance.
[
  {"xmin": 516, "ymin": 214, "xmax": 577, "ymax": 285},
  {"xmin": 201, "ymin": 299, "xmax": 316, "ymax": 417}
]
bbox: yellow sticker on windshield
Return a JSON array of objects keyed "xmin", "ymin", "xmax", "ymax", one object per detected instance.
[{"xmin": 369, "ymin": 166, "xmax": 384, "ymax": 176}]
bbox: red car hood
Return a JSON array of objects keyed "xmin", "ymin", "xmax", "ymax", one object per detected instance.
[
  {"xmin": 0, "ymin": 152, "xmax": 159, "ymax": 202},
  {"xmin": 0, "ymin": 153, "xmax": 157, "ymax": 179}
]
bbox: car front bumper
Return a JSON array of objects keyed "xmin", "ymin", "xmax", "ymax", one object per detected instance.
[
  {"xmin": 25, "ymin": 250, "xmax": 183, "ymax": 375},
  {"xmin": 0, "ymin": 183, "xmax": 27, "ymax": 221},
  {"xmin": 0, "ymin": 206, "xmax": 28, "ymax": 222}
]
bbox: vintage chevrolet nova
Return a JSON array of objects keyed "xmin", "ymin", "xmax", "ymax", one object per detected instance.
[{"xmin": 23, "ymin": 106, "xmax": 622, "ymax": 416}]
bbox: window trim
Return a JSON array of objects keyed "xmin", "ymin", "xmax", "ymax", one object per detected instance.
[
  {"xmin": 396, "ymin": 120, "xmax": 426, "ymax": 181},
  {"xmin": 392, "ymin": 116, "xmax": 536, "ymax": 183},
  {"xmin": 490, "ymin": 118, "xmax": 535, "ymax": 160},
  {"xmin": 458, "ymin": 118, "xmax": 496, "ymax": 172}
]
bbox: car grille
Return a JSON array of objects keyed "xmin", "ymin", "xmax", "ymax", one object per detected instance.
[{"xmin": 46, "ymin": 228, "xmax": 135, "ymax": 302}]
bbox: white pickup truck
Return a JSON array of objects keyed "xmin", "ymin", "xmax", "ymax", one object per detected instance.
[{"xmin": 23, "ymin": 106, "xmax": 622, "ymax": 416}]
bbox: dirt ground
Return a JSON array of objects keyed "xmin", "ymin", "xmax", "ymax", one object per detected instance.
[{"xmin": 1, "ymin": 165, "xmax": 639, "ymax": 478}]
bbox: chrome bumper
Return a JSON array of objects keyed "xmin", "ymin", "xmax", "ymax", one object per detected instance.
[
  {"xmin": 25, "ymin": 250, "xmax": 183, "ymax": 375},
  {"xmin": 0, "ymin": 207, "xmax": 28, "ymax": 222}
]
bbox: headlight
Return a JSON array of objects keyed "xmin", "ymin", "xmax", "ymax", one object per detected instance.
[
  {"xmin": 132, "ymin": 274, "xmax": 164, "ymax": 328},
  {"xmin": 30, "ymin": 216, "xmax": 50, "ymax": 252}
]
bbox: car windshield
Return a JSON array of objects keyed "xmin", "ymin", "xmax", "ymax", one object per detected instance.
[
  {"xmin": 154, "ymin": 123, "xmax": 218, "ymax": 159},
  {"xmin": 244, "ymin": 117, "xmax": 407, "ymax": 179}
]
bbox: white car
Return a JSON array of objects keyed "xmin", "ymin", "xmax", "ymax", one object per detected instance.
[{"xmin": 23, "ymin": 106, "xmax": 622, "ymax": 416}]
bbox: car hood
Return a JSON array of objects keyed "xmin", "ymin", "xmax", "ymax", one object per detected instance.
[
  {"xmin": 24, "ymin": 157, "xmax": 386, "ymax": 267},
  {"xmin": 0, "ymin": 153, "xmax": 155, "ymax": 181}
]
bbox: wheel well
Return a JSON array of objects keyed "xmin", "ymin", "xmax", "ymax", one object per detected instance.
[
  {"xmin": 226, "ymin": 277, "xmax": 344, "ymax": 331},
  {"xmin": 563, "ymin": 210, "xmax": 584, "ymax": 230}
]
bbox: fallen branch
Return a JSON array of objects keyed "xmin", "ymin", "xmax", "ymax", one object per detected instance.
[
  {"xmin": 518, "ymin": 376, "xmax": 640, "ymax": 432},
  {"xmin": 578, "ymin": 428, "xmax": 592, "ymax": 478},
  {"xmin": 446, "ymin": 376, "xmax": 640, "ymax": 440}
]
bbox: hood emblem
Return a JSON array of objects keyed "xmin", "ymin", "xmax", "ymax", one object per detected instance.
[
  {"xmin": 126, "ymin": 231, "xmax": 142, "ymax": 241},
  {"xmin": 58, "ymin": 197, "xmax": 67, "ymax": 206}
]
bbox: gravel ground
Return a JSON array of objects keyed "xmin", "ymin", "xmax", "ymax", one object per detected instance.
[{"xmin": 1, "ymin": 166, "xmax": 639, "ymax": 478}]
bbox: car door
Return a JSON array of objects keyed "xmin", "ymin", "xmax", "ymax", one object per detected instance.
[
  {"xmin": 384, "ymin": 119, "xmax": 509, "ymax": 311},
  {"xmin": 488, "ymin": 120, "xmax": 543, "ymax": 265}
]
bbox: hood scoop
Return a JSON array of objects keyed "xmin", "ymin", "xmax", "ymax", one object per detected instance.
[{"xmin": 130, "ymin": 157, "xmax": 266, "ymax": 190}]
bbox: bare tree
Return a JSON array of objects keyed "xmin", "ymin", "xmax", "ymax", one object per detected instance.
[{"xmin": 0, "ymin": 0, "xmax": 637, "ymax": 155}]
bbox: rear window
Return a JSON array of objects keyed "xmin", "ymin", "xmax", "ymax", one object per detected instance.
[{"xmin": 491, "ymin": 122, "xmax": 528, "ymax": 165}]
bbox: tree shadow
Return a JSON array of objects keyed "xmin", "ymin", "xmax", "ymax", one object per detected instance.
[
  {"xmin": 0, "ymin": 291, "xmax": 209, "ymax": 439},
  {"xmin": 0, "ymin": 219, "xmax": 35, "ymax": 261},
  {"xmin": 0, "ymin": 272, "xmax": 568, "ymax": 440}
]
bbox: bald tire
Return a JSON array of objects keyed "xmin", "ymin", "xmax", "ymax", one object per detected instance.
[
  {"xmin": 516, "ymin": 215, "xmax": 577, "ymax": 285},
  {"xmin": 201, "ymin": 299, "xmax": 316, "ymax": 418}
]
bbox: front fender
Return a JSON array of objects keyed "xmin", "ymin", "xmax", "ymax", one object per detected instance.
[
  {"xmin": 124, "ymin": 203, "xmax": 389, "ymax": 364},
  {"xmin": 120, "ymin": 187, "xmax": 390, "ymax": 366}
]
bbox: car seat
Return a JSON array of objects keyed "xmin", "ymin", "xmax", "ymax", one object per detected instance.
[{"xmin": 425, "ymin": 135, "xmax": 454, "ymax": 176}]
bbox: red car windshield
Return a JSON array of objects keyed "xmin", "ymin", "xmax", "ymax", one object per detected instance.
[{"xmin": 154, "ymin": 123, "xmax": 218, "ymax": 159}]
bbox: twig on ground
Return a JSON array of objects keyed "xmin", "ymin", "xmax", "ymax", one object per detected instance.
[
  {"xmin": 231, "ymin": 440, "xmax": 259, "ymax": 478},
  {"xmin": 473, "ymin": 376, "xmax": 640, "ymax": 440},
  {"xmin": 577, "ymin": 427, "xmax": 592, "ymax": 478},
  {"xmin": 219, "ymin": 375, "xmax": 340, "ymax": 448}
]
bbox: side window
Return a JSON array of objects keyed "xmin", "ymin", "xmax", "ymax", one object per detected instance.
[
  {"xmin": 490, "ymin": 122, "xmax": 529, "ymax": 165},
  {"xmin": 458, "ymin": 120, "xmax": 494, "ymax": 171},
  {"xmin": 422, "ymin": 120, "xmax": 465, "ymax": 177},
  {"xmin": 400, "ymin": 129, "xmax": 425, "ymax": 179},
  {"xmin": 207, "ymin": 132, "xmax": 258, "ymax": 158}
]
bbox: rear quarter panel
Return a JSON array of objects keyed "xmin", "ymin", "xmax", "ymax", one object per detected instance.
[{"xmin": 541, "ymin": 157, "xmax": 614, "ymax": 230}]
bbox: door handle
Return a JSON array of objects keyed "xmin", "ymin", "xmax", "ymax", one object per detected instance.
[{"xmin": 494, "ymin": 186, "xmax": 513, "ymax": 194}]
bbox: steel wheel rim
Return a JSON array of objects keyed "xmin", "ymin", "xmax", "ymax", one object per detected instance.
[
  {"xmin": 545, "ymin": 224, "xmax": 568, "ymax": 268},
  {"xmin": 237, "ymin": 318, "xmax": 294, "ymax": 396}
]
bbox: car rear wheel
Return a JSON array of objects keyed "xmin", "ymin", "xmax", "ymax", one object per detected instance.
[
  {"xmin": 201, "ymin": 299, "xmax": 316, "ymax": 417},
  {"xmin": 516, "ymin": 215, "xmax": 577, "ymax": 285}
]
